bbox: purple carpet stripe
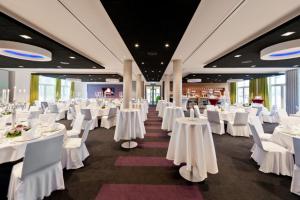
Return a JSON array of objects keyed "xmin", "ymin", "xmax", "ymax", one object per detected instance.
[
  {"xmin": 145, "ymin": 126, "xmax": 163, "ymax": 130},
  {"xmin": 115, "ymin": 156, "xmax": 173, "ymax": 167},
  {"xmin": 145, "ymin": 133, "xmax": 168, "ymax": 138},
  {"xmin": 140, "ymin": 141, "xmax": 169, "ymax": 149},
  {"xmin": 96, "ymin": 184, "xmax": 204, "ymax": 200}
]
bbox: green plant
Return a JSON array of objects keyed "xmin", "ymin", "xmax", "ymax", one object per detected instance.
[{"xmin": 155, "ymin": 96, "xmax": 161, "ymax": 103}]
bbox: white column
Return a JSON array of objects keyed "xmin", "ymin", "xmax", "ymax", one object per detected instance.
[
  {"xmin": 164, "ymin": 74, "xmax": 170, "ymax": 102},
  {"xmin": 123, "ymin": 59, "xmax": 132, "ymax": 109},
  {"xmin": 136, "ymin": 74, "xmax": 142, "ymax": 99},
  {"xmin": 141, "ymin": 81, "xmax": 145, "ymax": 99},
  {"xmin": 173, "ymin": 59, "xmax": 182, "ymax": 107}
]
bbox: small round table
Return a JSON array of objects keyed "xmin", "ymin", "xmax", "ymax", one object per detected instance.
[
  {"xmin": 114, "ymin": 109, "xmax": 146, "ymax": 149},
  {"xmin": 166, "ymin": 117, "xmax": 218, "ymax": 182},
  {"xmin": 161, "ymin": 107, "xmax": 184, "ymax": 133}
]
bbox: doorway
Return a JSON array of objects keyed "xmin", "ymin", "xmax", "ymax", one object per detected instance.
[{"xmin": 145, "ymin": 85, "xmax": 161, "ymax": 105}]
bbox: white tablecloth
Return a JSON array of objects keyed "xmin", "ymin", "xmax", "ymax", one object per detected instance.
[
  {"xmin": 161, "ymin": 107, "xmax": 184, "ymax": 132},
  {"xmin": 114, "ymin": 109, "xmax": 146, "ymax": 141},
  {"xmin": 158, "ymin": 102, "xmax": 173, "ymax": 118},
  {"xmin": 0, "ymin": 123, "xmax": 66, "ymax": 164},
  {"xmin": 132, "ymin": 102, "xmax": 148, "ymax": 122},
  {"xmin": 271, "ymin": 125, "xmax": 300, "ymax": 153},
  {"xmin": 156, "ymin": 100, "xmax": 165, "ymax": 111},
  {"xmin": 167, "ymin": 117, "xmax": 218, "ymax": 181}
]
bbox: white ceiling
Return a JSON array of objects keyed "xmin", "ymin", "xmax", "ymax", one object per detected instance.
[
  {"xmin": 0, "ymin": 0, "xmax": 142, "ymax": 79},
  {"xmin": 164, "ymin": 0, "xmax": 300, "ymax": 77}
]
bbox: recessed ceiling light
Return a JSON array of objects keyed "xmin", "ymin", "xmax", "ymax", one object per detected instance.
[
  {"xmin": 212, "ymin": 65, "xmax": 217, "ymax": 68},
  {"xmin": 250, "ymin": 65, "xmax": 256, "ymax": 68},
  {"xmin": 63, "ymin": 75, "xmax": 66, "ymax": 77},
  {"xmin": 89, "ymin": 75, "xmax": 91, "ymax": 77},
  {"xmin": 242, "ymin": 60, "xmax": 252, "ymax": 64},
  {"xmin": 161, "ymin": 61, "xmax": 164, "ymax": 65},
  {"xmin": 164, "ymin": 43, "xmax": 170, "ymax": 48},
  {"xmin": 69, "ymin": 56, "xmax": 76, "ymax": 59},
  {"xmin": 90, "ymin": 79, "xmax": 93, "ymax": 81},
  {"xmin": 19, "ymin": 35, "xmax": 32, "ymax": 39},
  {"xmin": 234, "ymin": 54, "xmax": 242, "ymax": 58},
  {"xmin": 193, "ymin": 74, "xmax": 196, "ymax": 76},
  {"xmin": 159, "ymin": 70, "xmax": 161, "ymax": 72},
  {"xmin": 92, "ymin": 66, "xmax": 97, "ymax": 69},
  {"xmin": 57, "ymin": 66, "xmax": 62, "ymax": 68},
  {"xmin": 141, "ymin": 62, "xmax": 144, "ymax": 65},
  {"xmin": 245, "ymin": 75, "xmax": 249, "ymax": 76},
  {"xmin": 134, "ymin": 43, "xmax": 139, "ymax": 48},
  {"xmin": 218, "ymin": 75, "xmax": 221, "ymax": 76},
  {"xmin": 18, "ymin": 65, "xmax": 24, "ymax": 68},
  {"xmin": 281, "ymin": 32, "xmax": 295, "ymax": 37},
  {"xmin": 60, "ymin": 61, "xmax": 69, "ymax": 65},
  {"xmin": 152, "ymin": 70, "xmax": 154, "ymax": 73},
  {"xmin": 145, "ymin": 70, "xmax": 147, "ymax": 72}
]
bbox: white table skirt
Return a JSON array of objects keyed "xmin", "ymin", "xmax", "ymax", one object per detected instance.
[
  {"xmin": 167, "ymin": 117, "xmax": 218, "ymax": 180},
  {"xmin": 132, "ymin": 102, "xmax": 148, "ymax": 122},
  {"xmin": 114, "ymin": 109, "xmax": 146, "ymax": 142},
  {"xmin": 161, "ymin": 107, "xmax": 184, "ymax": 132},
  {"xmin": 158, "ymin": 102, "xmax": 173, "ymax": 118},
  {"xmin": 271, "ymin": 126, "xmax": 300, "ymax": 153},
  {"xmin": 0, "ymin": 123, "xmax": 66, "ymax": 164},
  {"xmin": 156, "ymin": 100, "xmax": 165, "ymax": 111}
]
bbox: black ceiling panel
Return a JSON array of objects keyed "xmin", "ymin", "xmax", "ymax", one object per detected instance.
[
  {"xmin": 33, "ymin": 73, "xmax": 123, "ymax": 82},
  {"xmin": 0, "ymin": 12, "xmax": 104, "ymax": 69},
  {"xmin": 205, "ymin": 15, "xmax": 300, "ymax": 68},
  {"xmin": 101, "ymin": 0, "xmax": 200, "ymax": 81},
  {"xmin": 183, "ymin": 73, "xmax": 283, "ymax": 83}
]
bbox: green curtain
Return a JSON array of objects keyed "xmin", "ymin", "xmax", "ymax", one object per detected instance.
[
  {"xmin": 257, "ymin": 77, "xmax": 270, "ymax": 109},
  {"xmin": 30, "ymin": 75, "xmax": 39, "ymax": 105},
  {"xmin": 230, "ymin": 82, "xmax": 237, "ymax": 105},
  {"xmin": 70, "ymin": 81, "xmax": 75, "ymax": 99},
  {"xmin": 55, "ymin": 78, "xmax": 61, "ymax": 101},
  {"xmin": 249, "ymin": 79, "xmax": 257, "ymax": 102}
]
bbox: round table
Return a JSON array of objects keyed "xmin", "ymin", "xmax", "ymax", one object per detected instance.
[
  {"xmin": 0, "ymin": 123, "xmax": 66, "ymax": 164},
  {"xmin": 166, "ymin": 117, "xmax": 218, "ymax": 182},
  {"xmin": 156, "ymin": 100, "xmax": 165, "ymax": 112},
  {"xmin": 161, "ymin": 107, "xmax": 184, "ymax": 133},
  {"xmin": 271, "ymin": 125, "xmax": 300, "ymax": 153},
  {"xmin": 114, "ymin": 109, "xmax": 146, "ymax": 149},
  {"xmin": 158, "ymin": 102, "xmax": 173, "ymax": 118}
]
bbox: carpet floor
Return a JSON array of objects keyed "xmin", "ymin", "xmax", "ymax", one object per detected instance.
[{"xmin": 0, "ymin": 107, "xmax": 297, "ymax": 200}]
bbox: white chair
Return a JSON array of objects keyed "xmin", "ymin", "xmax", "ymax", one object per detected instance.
[
  {"xmin": 248, "ymin": 107, "xmax": 258, "ymax": 119},
  {"xmin": 8, "ymin": 134, "xmax": 65, "ymax": 200},
  {"xmin": 39, "ymin": 113, "xmax": 57, "ymax": 124},
  {"xmin": 194, "ymin": 105, "xmax": 201, "ymax": 118},
  {"xmin": 249, "ymin": 116, "xmax": 272, "ymax": 141},
  {"xmin": 101, "ymin": 107, "xmax": 118, "ymax": 129},
  {"xmin": 262, "ymin": 105, "xmax": 279, "ymax": 123},
  {"xmin": 227, "ymin": 112, "xmax": 250, "ymax": 137},
  {"xmin": 40, "ymin": 102, "xmax": 48, "ymax": 113},
  {"xmin": 66, "ymin": 114, "xmax": 85, "ymax": 138},
  {"xmin": 49, "ymin": 104, "xmax": 65, "ymax": 120},
  {"xmin": 249, "ymin": 124, "xmax": 294, "ymax": 176},
  {"xmin": 28, "ymin": 111, "xmax": 41, "ymax": 120},
  {"xmin": 81, "ymin": 108, "xmax": 98, "ymax": 130},
  {"xmin": 182, "ymin": 97, "xmax": 188, "ymax": 111},
  {"xmin": 62, "ymin": 121, "xmax": 92, "ymax": 170},
  {"xmin": 291, "ymin": 137, "xmax": 300, "ymax": 195},
  {"xmin": 207, "ymin": 111, "xmax": 225, "ymax": 135},
  {"xmin": 278, "ymin": 109, "xmax": 289, "ymax": 123}
]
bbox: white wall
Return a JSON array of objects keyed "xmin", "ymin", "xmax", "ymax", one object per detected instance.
[{"xmin": 8, "ymin": 71, "xmax": 31, "ymax": 102}]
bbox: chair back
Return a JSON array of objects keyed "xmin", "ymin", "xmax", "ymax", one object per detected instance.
[
  {"xmin": 256, "ymin": 107, "xmax": 263, "ymax": 116},
  {"xmin": 28, "ymin": 111, "xmax": 41, "ymax": 119},
  {"xmin": 293, "ymin": 137, "xmax": 300, "ymax": 166},
  {"xmin": 81, "ymin": 121, "xmax": 92, "ymax": 143},
  {"xmin": 39, "ymin": 113, "xmax": 57, "ymax": 124},
  {"xmin": 41, "ymin": 102, "xmax": 48, "ymax": 112},
  {"xmin": 80, "ymin": 109, "xmax": 92, "ymax": 120},
  {"xmin": 248, "ymin": 108, "xmax": 257, "ymax": 117},
  {"xmin": 278, "ymin": 109, "xmax": 288, "ymax": 121},
  {"xmin": 72, "ymin": 114, "xmax": 84, "ymax": 132},
  {"xmin": 233, "ymin": 112, "xmax": 249, "ymax": 125},
  {"xmin": 21, "ymin": 134, "xmax": 64, "ymax": 180},
  {"xmin": 194, "ymin": 105, "xmax": 201, "ymax": 118},
  {"xmin": 207, "ymin": 111, "xmax": 221, "ymax": 124},
  {"xmin": 107, "ymin": 107, "xmax": 117, "ymax": 118},
  {"xmin": 249, "ymin": 124, "xmax": 263, "ymax": 149},
  {"xmin": 206, "ymin": 105, "xmax": 215, "ymax": 111},
  {"xmin": 249, "ymin": 116, "xmax": 264, "ymax": 136},
  {"xmin": 49, "ymin": 104, "xmax": 59, "ymax": 113}
]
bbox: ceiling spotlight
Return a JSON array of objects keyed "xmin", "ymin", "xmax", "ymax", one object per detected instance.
[
  {"xmin": 164, "ymin": 43, "xmax": 170, "ymax": 48},
  {"xmin": 18, "ymin": 65, "xmax": 24, "ymax": 68},
  {"xmin": 57, "ymin": 66, "xmax": 62, "ymax": 68},
  {"xmin": 212, "ymin": 65, "xmax": 217, "ymax": 68},
  {"xmin": 245, "ymin": 75, "xmax": 249, "ymax": 76},
  {"xmin": 134, "ymin": 43, "xmax": 139, "ymax": 48},
  {"xmin": 19, "ymin": 35, "xmax": 32, "ymax": 39},
  {"xmin": 89, "ymin": 75, "xmax": 92, "ymax": 77},
  {"xmin": 193, "ymin": 74, "xmax": 196, "ymax": 77},
  {"xmin": 218, "ymin": 75, "xmax": 221, "ymax": 76},
  {"xmin": 60, "ymin": 61, "xmax": 69, "ymax": 65},
  {"xmin": 250, "ymin": 65, "xmax": 256, "ymax": 68},
  {"xmin": 141, "ymin": 62, "xmax": 144, "ymax": 65},
  {"xmin": 242, "ymin": 60, "xmax": 252, "ymax": 64},
  {"xmin": 234, "ymin": 54, "xmax": 242, "ymax": 58},
  {"xmin": 152, "ymin": 70, "xmax": 154, "ymax": 73},
  {"xmin": 161, "ymin": 61, "xmax": 164, "ymax": 65},
  {"xmin": 281, "ymin": 32, "xmax": 295, "ymax": 37},
  {"xmin": 92, "ymin": 66, "xmax": 97, "ymax": 69},
  {"xmin": 69, "ymin": 56, "xmax": 76, "ymax": 59}
]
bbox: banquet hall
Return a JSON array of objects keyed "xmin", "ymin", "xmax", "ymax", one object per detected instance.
[{"xmin": 0, "ymin": 1, "xmax": 300, "ymax": 200}]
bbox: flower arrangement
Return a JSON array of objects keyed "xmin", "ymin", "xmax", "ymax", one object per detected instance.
[
  {"xmin": 1, "ymin": 111, "xmax": 12, "ymax": 115},
  {"xmin": 6, "ymin": 125, "xmax": 30, "ymax": 138}
]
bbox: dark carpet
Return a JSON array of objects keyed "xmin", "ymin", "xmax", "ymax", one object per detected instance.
[{"xmin": 0, "ymin": 108, "xmax": 298, "ymax": 200}]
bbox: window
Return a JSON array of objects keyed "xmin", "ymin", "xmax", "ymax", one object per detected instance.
[
  {"xmin": 237, "ymin": 80, "xmax": 249, "ymax": 104},
  {"xmin": 61, "ymin": 79, "xmax": 71, "ymax": 100},
  {"xmin": 39, "ymin": 76, "xmax": 56, "ymax": 102},
  {"xmin": 269, "ymin": 75, "xmax": 286, "ymax": 109}
]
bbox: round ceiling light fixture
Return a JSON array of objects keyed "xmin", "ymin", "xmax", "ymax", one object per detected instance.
[
  {"xmin": 261, "ymin": 39, "xmax": 300, "ymax": 60},
  {"xmin": 0, "ymin": 40, "xmax": 52, "ymax": 62}
]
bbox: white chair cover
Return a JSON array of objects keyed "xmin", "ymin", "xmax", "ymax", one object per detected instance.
[
  {"xmin": 249, "ymin": 124, "xmax": 294, "ymax": 176},
  {"xmin": 81, "ymin": 109, "xmax": 98, "ymax": 130},
  {"xmin": 101, "ymin": 107, "xmax": 118, "ymax": 129},
  {"xmin": 194, "ymin": 105, "xmax": 201, "ymax": 118},
  {"xmin": 207, "ymin": 111, "xmax": 225, "ymax": 135},
  {"xmin": 8, "ymin": 134, "xmax": 65, "ymax": 200},
  {"xmin": 291, "ymin": 137, "xmax": 300, "ymax": 195},
  {"xmin": 62, "ymin": 121, "xmax": 92, "ymax": 169},
  {"xmin": 227, "ymin": 112, "xmax": 250, "ymax": 137},
  {"xmin": 67, "ymin": 114, "xmax": 84, "ymax": 137},
  {"xmin": 262, "ymin": 105, "xmax": 279, "ymax": 123}
]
